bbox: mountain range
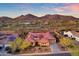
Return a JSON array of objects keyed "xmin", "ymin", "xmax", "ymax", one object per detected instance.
[{"xmin": 0, "ymin": 14, "xmax": 79, "ymax": 23}]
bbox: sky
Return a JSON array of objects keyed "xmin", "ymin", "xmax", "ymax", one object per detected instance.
[{"xmin": 0, "ymin": 3, "xmax": 79, "ymax": 18}]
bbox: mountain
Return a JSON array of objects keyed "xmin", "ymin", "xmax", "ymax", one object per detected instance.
[
  {"xmin": 0, "ymin": 16, "xmax": 13, "ymax": 23},
  {"xmin": 40, "ymin": 14, "xmax": 79, "ymax": 20},
  {"xmin": 0, "ymin": 14, "xmax": 79, "ymax": 23},
  {"xmin": 14, "ymin": 14, "xmax": 38, "ymax": 22}
]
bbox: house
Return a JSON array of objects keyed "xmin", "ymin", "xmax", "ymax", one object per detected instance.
[
  {"xmin": 63, "ymin": 31, "xmax": 73, "ymax": 37},
  {"xmin": 38, "ymin": 38, "xmax": 49, "ymax": 47},
  {"xmin": 0, "ymin": 31, "xmax": 18, "ymax": 41},
  {"xmin": 71, "ymin": 31, "xmax": 79, "ymax": 41},
  {"xmin": 0, "ymin": 31, "xmax": 18, "ymax": 50},
  {"xmin": 0, "ymin": 30, "xmax": 18, "ymax": 36},
  {"xmin": 63, "ymin": 31, "xmax": 79, "ymax": 41},
  {"xmin": 25, "ymin": 32, "xmax": 56, "ymax": 46}
]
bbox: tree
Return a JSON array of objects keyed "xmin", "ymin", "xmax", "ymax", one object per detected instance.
[
  {"xmin": 20, "ymin": 40, "xmax": 31, "ymax": 50},
  {"xmin": 9, "ymin": 41, "xmax": 17, "ymax": 52},
  {"xmin": 9, "ymin": 37, "xmax": 31, "ymax": 53},
  {"xmin": 9, "ymin": 37, "xmax": 23, "ymax": 52},
  {"xmin": 15, "ymin": 37, "xmax": 23, "ymax": 47},
  {"xmin": 60, "ymin": 37, "xmax": 74, "ymax": 47},
  {"xmin": 18, "ymin": 29, "xmax": 28, "ymax": 39}
]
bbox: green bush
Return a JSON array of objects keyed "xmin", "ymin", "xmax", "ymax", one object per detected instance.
[{"xmin": 9, "ymin": 37, "xmax": 31, "ymax": 53}]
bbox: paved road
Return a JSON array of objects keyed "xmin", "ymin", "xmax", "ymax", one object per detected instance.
[
  {"xmin": 38, "ymin": 53, "xmax": 71, "ymax": 56},
  {"xmin": 0, "ymin": 43, "xmax": 71, "ymax": 56},
  {"xmin": 0, "ymin": 51, "xmax": 12, "ymax": 56}
]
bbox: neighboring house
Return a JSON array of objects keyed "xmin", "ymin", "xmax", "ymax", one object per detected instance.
[
  {"xmin": 63, "ymin": 31, "xmax": 73, "ymax": 37},
  {"xmin": 0, "ymin": 30, "xmax": 18, "ymax": 36},
  {"xmin": 71, "ymin": 31, "xmax": 79, "ymax": 41},
  {"xmin": 63, "ymin": 31, "xmax": 79, "ymax": 41},
  {"xmin": 0, "ymin": 31, "xmax": 18, "ymax": 50},
  {"xmin": 25, "ymin": 32, "xmax": 56, "ymax": 46}
]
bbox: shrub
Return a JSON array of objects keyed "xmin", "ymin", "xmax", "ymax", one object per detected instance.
[
  {"xmin": 9, "ymin": 37, "xmax": 23, "ymax": 52},
  {"xmin": 68, "ymin": 45, "xmax": 79, "ymax": 56},
  {"xmin": 9, "ymin": 37, "xmax": 31, "ymax": 53},
  {"xmin": 7, "ymin": 48, "xmax": 12, "ymax": 53},
  {"xmin": 20, "ymin": 40, "xmax": 31, "ymax": 50},
  {"xmin": 60, "ymin": 37, "xmax": 74, "ymax": 47},
  {"xmin": 14, "ymin": 48, "xmax": 21, "ymax": 53},
  {"xmin": 5, "ymin": 47, "xmax": 11, "ymax": 51}
]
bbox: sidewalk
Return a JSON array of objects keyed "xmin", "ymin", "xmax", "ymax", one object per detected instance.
[
  {"xmin": 16, "ymin": 51, "xmax": 71, "ymax": 56},
  {"xmin": 18, "ymin": 52, "xmax": 52, "ymax": 56}
]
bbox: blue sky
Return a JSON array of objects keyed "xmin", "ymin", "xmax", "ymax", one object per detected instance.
[{"xmin": 0, "ymin": 3, "xmax": 79, "ymax": 18}]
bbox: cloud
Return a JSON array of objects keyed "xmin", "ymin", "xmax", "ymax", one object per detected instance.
[
  {"xmin": 42, "ymin": 3, "xmax": 79, "ymax": 13},
  {"xmin": 68, "ymin": 4, "xmax": 79, "ymax": 12}
]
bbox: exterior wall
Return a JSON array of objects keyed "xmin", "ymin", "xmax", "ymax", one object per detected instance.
[
  {"xmin": 63, "ymin": 31, "xmax": 79, "ymax": 41},
  {"xmin": 49, "ymin": 39, "xmax": 56, "ymax": 44},
  {"xmin": 63, "ymin": 31, "xmax": 73, "ymax": 37},
  {"xmin": 38, "ymin": 42, "xmax": 49, "ymax": 47}
]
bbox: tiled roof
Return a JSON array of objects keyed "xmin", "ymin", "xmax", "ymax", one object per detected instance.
[
  {"xmin": 0, "ymin": 35, "xmax": 17, "ymax": 44},
  {"xmin": 0, "ymin": 39, "xmax": 8, "ymax": 44},
  {"xmin": 26, "ymin": 32, "xmax": 56, "ymax": 42},
  {"xmin": 38, "ymin": 38, "xmax": 49, "ymax": 43}
]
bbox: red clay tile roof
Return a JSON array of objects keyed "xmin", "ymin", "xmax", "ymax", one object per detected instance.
[
  {"xmin": 25, "ymin": 32, "xmax": 56, "ymax": 42},
  {"xmin": 38, "ymin": 38, "xmax": 49, "ymax": 43}
]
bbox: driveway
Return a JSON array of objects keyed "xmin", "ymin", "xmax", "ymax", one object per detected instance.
[
  {"xmin": 51, "ymin": 43, "xmax": 71, "ymax": 54},
  {"xmin": 51, "ymin": 43, "xmax": 61, "ymax": 53}
]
